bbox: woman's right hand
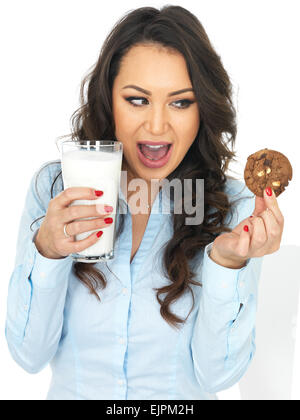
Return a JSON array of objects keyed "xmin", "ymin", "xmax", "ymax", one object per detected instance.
[{"xmin": 34, "ymin": 187, "xmax": 114, "ymax": 259}]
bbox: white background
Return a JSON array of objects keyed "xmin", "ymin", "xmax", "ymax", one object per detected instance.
[{"xmin": 0, "ymin": 0, "xmax": 299, "ymax": 400}]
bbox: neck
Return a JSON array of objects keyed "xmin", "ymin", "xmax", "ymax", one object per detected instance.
[{"xmin": 121, "ymin": 161, "xmax": 160, "ymax": 213}]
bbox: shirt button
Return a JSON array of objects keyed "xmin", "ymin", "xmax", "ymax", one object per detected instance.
[
  {"xmin": 117, "ymin": 379, "xmax": 124, "ymax": 386},
  {"xmin": 119, "ymin": 337, "xmax": 125, "ymax": 345},
  {"xmin": 122, "ymin": 288, "xmax": 128, "ymax": 295},
  {"xmin": 239, "ymin": 281, "xmax": 245, "ymax": 288}
]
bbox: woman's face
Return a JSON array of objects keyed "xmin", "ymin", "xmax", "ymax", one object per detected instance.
[{"xmin": 112, "ymin": 44, "xmax": 200, "ymax": 184}]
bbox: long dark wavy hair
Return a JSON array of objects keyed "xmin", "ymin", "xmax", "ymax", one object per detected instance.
[{"xmin": 33, "ymin": 5, "xmax": 243, "ymax": 329}]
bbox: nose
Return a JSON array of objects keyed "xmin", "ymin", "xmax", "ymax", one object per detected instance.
[{"xmin": 143, "ymin": 105, "xmax": 169, "ymax": 136}]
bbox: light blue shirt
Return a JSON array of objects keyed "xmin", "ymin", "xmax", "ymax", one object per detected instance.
[{"xmin": 5, "ymin": 160, "xmax": 263, "ymax": 400}]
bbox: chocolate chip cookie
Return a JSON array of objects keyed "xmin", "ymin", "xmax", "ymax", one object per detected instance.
[{"xmin": 244, "ymin": 148, "xmax": 293, "ymax": 197}]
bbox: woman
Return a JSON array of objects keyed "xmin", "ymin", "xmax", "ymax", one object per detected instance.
[{"xmin": 6, "ymin": 6, "xmax": 284, "ymax": 400}]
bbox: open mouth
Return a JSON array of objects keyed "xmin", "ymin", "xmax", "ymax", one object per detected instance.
[
  {"xmin": 137, "ymin": 144, "xmax": 171, "ymax": 161},
  {"xmin": 136, "ymin": 143, "xmax": 173, "ymax": 169}
]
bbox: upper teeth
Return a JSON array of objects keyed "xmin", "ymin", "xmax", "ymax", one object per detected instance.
[{"xmin": 142, "ymin": 144, "xmax": 168, "ymax": 149}]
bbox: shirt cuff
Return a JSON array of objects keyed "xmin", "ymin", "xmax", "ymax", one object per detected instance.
[
  {"xmin": 28, "ymin": 230, "xmax": 73, "ymax": 289},
  {"xmin": 202, "ymin": 242, "xmax": 251, "ymax": 303}
]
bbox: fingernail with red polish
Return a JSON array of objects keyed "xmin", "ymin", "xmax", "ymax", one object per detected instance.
[
  {"xmin": 104, "ymin": 205, "xmax": 113, "ymax": 213},
  {"xmin": 97, "ymin": 231, "xmax": 103, "ymax": 238},
  {"xmin": 104, "ymin": 217, "xmax": 113, "ymax": 224},
  {"xmin": 95, "ymin": 190, "xmax": 104, "ymax": 197},
  {"xmin": 244, "ymin": 225, "xmax": 249, "ymax": 232},
  {"xmin": 250, "ymin": 215, "xmax": 254, "ymax": 218},
  {"xmin": 265, "ymin": 187, "xmax": 272, "ymax": 197}
]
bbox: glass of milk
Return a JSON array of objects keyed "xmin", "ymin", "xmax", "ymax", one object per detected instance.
[{"xmin": 61, "ymin": 140, "xmax": 123, "ymax": 263}]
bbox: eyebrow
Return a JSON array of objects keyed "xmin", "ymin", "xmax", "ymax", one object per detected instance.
[{"xmin": 122, "ymin": 85, "xmax": 194, "ymax": 97}]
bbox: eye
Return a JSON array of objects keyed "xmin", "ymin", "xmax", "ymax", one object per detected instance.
[
  {"xmin": 125, "ymin": 97, "xmax": 149, "ymax": 107},
  {"xmin": 124, "ymin": 96, "xmax": 195, "ymax": 109},
  {"xmin": 171, "ymin": 99, "xmax": 194, "ymax": 109}
]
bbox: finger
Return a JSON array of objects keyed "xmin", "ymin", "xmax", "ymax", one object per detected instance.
[
  {"xmin": 252, "ymin": 196, "xmax": 266, "ymax": 217},
  {"xmin": 259, "ymin": 208, "xmax": 282, "ymax": 251},
  {"xmin": 60, "ymin": 203, "xmax": 113, "ymax": 224},
  {"xmin": 263, "ymin": 187, "xmax": 284, "ymax": 226},
  {"xmin": 65, "ymin": 217, "xmax": 113, "ymax": 237},
  {"xmin": 66, "ymin": 231, "xmax": 104, "ymax": 255},
  {"xmin": 248, "ymin": 215, "xmax": 267, "ymax": 251},
  {"xmin": 231, "ymin": 214, "xmax": 255, "ymax": 236},
  {"xmin": 235, "ymin": 223, "xmax": 251, "ymax": 258},
  {"xmin": 54, "ymin": 187, "xmax": 102, "ymax": 209}
]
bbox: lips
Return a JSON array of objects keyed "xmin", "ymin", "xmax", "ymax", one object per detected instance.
[
  {"xmin": 136, "ymin": 142, "xmax": 173, "ymax": 169},
  {"xmin": 137, "ymin": 141, "xmax": 172, "ymax": 146}
]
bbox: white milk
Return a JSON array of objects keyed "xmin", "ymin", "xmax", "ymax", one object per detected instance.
[{"xmin": 61, "ymin": 149, "xmax": 123, "ymax": 259}]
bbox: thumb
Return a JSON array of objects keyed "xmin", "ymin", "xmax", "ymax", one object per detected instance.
[{"xmin": 252, "ymin": 195, "xmax": 266, "ymax": 216}]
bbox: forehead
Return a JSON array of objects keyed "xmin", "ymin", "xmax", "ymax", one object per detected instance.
[{"xmin": 114, "ymin": 44, "xmax": 192, "ymax": 91}]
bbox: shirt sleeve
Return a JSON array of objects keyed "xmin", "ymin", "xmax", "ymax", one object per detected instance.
[
  {"xmin": 5, "ymin": 165, "xmax": 73, "ymax": 373},
  {"xmin": 191, "ymin": 186, "xmax": 264, "ymax": 394}
]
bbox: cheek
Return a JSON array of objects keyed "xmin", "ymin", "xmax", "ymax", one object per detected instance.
[
  {"xmin": 114, "ymin": 102, "xmax": 140, "ymax": 139},
  {"xmin": 172, "ymin": 110, "xmax": 200, "ymax": 143}
]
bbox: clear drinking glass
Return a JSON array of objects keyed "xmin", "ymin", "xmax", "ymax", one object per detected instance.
[{"xmin": 61, "ymin": 140, "xmax": 123, "ymax": 263}]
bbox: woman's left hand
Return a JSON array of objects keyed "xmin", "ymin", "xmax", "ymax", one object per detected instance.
[{"xmin": 210, "ymin": 187, "xmax": 284, "ymax": 269}]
